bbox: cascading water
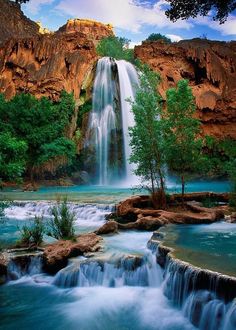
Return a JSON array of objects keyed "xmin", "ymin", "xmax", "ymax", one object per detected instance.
[
  {"xmin": 116, "ymin": 60, "xmax": 139, "ymax": 184},
  {"xmin": 2, "ymin": 202, "xmax": 236, "ymax": 330},
  {"xmin": 86, "ymin": 57, "xmax": 139, "ymax": 185}
]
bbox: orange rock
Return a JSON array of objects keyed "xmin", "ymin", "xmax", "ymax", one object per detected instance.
[
  {"xmin": 135, "ymin": 39, "xmax": 236, "ymax": 139},
  {"xmin": 42, "ymin": 233, "xmax": 102, "ymax": 274}
]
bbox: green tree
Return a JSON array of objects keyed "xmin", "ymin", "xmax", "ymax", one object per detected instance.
[
  {"xmin": 96, "ymin": 36, "xmax": 134, "ymax": 62},
  {"xmin": 129, "ymin": 65, "xmax": 166, "ymax": 208},
  {"xmin": 165, "ymin": 79, "xmax": 203, "ymax": 205},
  {"xmin": 0, "ymin": 132, "xmax": 27, "ymax": 182},
  {"xmin": 146, "ymin": 33, "xmax": 171, "ymax": 43},
  {"xmin": 0, "ymin": 91, "xmax": 76, "ymax": 182},
  {"xmin": 165, "ymin": 0, "xmax": 235, "ymax": 23}
]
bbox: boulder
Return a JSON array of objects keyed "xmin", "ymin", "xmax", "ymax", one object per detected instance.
[
  {"xmin": 95, "ymin": 221, "xmax": 118, "ymax": 235},
  {"xmin": 42, "ymin": 233, "xmax": 102, "ymax": 274}
]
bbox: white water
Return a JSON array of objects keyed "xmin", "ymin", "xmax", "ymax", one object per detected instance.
[
  {"xmin": 116, "ymin": 60, "xmax": 139, "ymax": 184},
  {"xmin": 87, "ymin": 57, "xmax": 139, "ymax": 185},
  {"xmin": 5, "ymin": 202, "xmax": 112, "ymax": 232},
  {"xmin": 2, "ymin": 203, "xmax": 236, "ymax": 330}
]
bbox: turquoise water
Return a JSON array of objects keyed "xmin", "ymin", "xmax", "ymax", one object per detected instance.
[
  {"xmin": 0, "ymin": 179, "xmax": 230, "ymax": 203},
  {"xmin": 159, "ymin": 222, "xmax": 236, "ymax": 276}
]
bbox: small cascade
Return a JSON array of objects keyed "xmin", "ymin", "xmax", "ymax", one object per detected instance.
[
  {"xmin": 53, "ymin": 252, "xmax": 161, "ymax": 288},
  {"xmin": 5, "ymin": 202, "xmax": 113, "ymax": 228},
  {"xmin": 86, "ymin": 57, "xmax": 139, "ymax": 185},
  {"xmin": 7, "ymin": 254, "xmax": 42, "ymax": 281},
  {"xmin": 162, "ymin": 256, "xmax": 236, "ymax": 330}
]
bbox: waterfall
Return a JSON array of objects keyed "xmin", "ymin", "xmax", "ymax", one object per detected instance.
[
  {"xmin": 86, "ymin": 57, "xmax": 139, "ymax": 185},
  {"xmin": 53, "ymin": 252, "xmax": 162, "ymax": 288},
  {"xmin": 116, "ymin": 60, "xmax": 139, "ymax": 183}
]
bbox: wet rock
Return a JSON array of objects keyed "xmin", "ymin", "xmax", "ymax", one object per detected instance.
[
  {"xmin": 229, "ymin": 212, "xmax": 236, "ymax": 223},
  {"xmin": 116, "ymin": 195, "xmax": 227, "ymax": 230},
  {"xmin": 0, "ymin": 253, "xmax": 7, "ymax": 284},
  {"xmin": 42, "ymin": 233, "xmax": 103, "ymax": 274},
  {"xmin": 95, "ymin": 221, "xmax": 118, "ymax": 235}
]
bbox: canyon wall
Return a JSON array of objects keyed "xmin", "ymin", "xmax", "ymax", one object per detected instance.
[
  {"xmin": 0, "ymin": 0, "xmax": 235, "ymax": 140},
  {"xmin": 135, "ymin": 40, "xmax": 236, "ymax": 139},
  {"xmin": 0, "ymin": 1, "xmax": 113, "ymax": 101}
]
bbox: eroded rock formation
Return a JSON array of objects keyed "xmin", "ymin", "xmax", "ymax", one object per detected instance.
[
  {"xmin": 135, "ymin": 40, "xmax": 236, "ymax": 139},
  {"xmin": 0, "ymin": 1, "xmax": 113, "ymax": 101},
  {"xmin": 0, "ymin": 0, "xmax": 40, "ymax": 46},
  {"xmin": 111, "ymin": 195, "xmax": 226, "ymax": 231}
]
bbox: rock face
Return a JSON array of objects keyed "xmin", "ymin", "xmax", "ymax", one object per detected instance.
[
  {"xmin": 57, "ymin": 19, "xmax": 113, "ymax": 45},
  {"xmin": 0, "ymin": 0, "xmax": 40, "ymax": 46},
  {"xmin": 0, "ymin": 33, "xmax": 97, "ymax": 100},
  {"xmin": 0, "ymin": 1, "xmax": 113, "ymax": 101},
  {"xmin": 135, "ymin": 39, "xmax": 236, "ymax": 139}
]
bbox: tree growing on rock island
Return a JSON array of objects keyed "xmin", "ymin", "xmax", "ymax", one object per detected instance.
[
  {"xmin": 128, "ymin": 64, "xmax": 166, "ymax": 208},
  {"xmin": 164, "ymin": 79, "xmax": 203, "ymax": 206}
]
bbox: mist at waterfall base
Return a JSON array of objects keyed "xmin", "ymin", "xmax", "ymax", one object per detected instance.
[{"xmin": 1, "ymin": 203, "xmax": 236, "ymax": 330}]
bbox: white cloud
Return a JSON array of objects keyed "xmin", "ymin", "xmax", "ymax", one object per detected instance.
[
  {"xmin": 23, "ymin": 0, "xmax": 55, "ymax": 15},
  {"xmin": 212, "ymin": 15, "xmax": 236, "ymax": 36},
  {"xmin": 166, "ymin": 34, "xmax": 183, "ymax": 42},
  {"xmin": 129, "ymin": 41, "xmax": 142, "ymax": 48},
  {"xmin": 55, "ymin": 0, "xmax": 192, "ymax": 32},
  {"xmin": 192, "ymin": 14, "xmax": 236, "ymax": 36}
]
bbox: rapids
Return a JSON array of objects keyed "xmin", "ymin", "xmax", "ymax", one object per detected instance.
[{"xmin": 1, "ymin": 202, "xmax": 236, "ymax": 330}]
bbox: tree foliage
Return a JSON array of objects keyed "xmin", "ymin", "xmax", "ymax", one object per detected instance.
[
  {"xmin": 0, "ymin": 91, "xmax": 76, "ymax": 182},
  {"xmin": 96, "ymin": 36, "xmax": 135, "ymax": 62},
  {"xmin": 165, "ymin": 0, "xmax": 236, "ymax": 23},
  {"xmin": 164, "ymin": 79, "xmax": 203, "ymax": 202},
  {"xmin": 146, "ymin": 33, "xmax": 171, "ymax": 43},
  {"xmin": 129, "ymin": 64, "xmax": 166, "ymax": 207},
  {"xmin": 15, "ymin": 0, "xmax": 30, "ymax": 3},
  {"xmin": 0, "ymin": 132, "xmax": 27, "ymax": 182}
]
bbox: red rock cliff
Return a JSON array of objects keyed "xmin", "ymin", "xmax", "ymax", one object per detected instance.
[
  {"xmin": 0, "ymin": 1, "xmax": 113, "ymax": 101},
  {"xmin": 135, "ymin": 39, "xmax": 236, "ymax": 139},
  {"xmin": 0, "ymin": 0, "xmax": 40, "ymax": 46}
]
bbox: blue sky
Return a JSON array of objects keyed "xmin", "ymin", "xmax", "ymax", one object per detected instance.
[{"xmin": 22, "ymin": 0, "xmax": 236, "ymax": 44}]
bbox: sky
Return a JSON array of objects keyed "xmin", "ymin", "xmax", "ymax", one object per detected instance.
[{"xmin": 22, "ymin": 0, "xmax": 236, "ymax": 44}]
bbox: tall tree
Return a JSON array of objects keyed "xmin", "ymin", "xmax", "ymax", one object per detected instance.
[
  {"xmin": 0, "ymin": 132, "xmax": 27, "ymax": 183},
  {"xmin": 165, "ymin": 0, "xmax": 236, "ymax": 23},
  {"xmin": 165, "ymin": 80, "xmax": 203, "ymax": 205},
  {"xmin": 129, "ymin": 65, "xmax": 166, "ymax": 208}
]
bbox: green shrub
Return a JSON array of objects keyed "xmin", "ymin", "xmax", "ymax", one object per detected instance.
[
  {"xmin": 146, "ymin": 33, "xmax": 171, "ymax": 43},
  {"xmin": 30, "ymin": 216, "xmax": 44, "ymax": 245},
  {"xmin": 47, "ymin": 198, "xmax": 76, "ymax": 240},
  {"xmin": 19, "ymin": 216, "xmax": 44, "ymax": 246}
]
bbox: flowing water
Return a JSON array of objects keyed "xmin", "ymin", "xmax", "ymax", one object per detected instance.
[
  {"xmin": 1, "ymin": 202, "xmax": 236, "ymax": 330},
  {"xmin": 86, "ymin": 57, "xmax": 139, "ymax": 185}
]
